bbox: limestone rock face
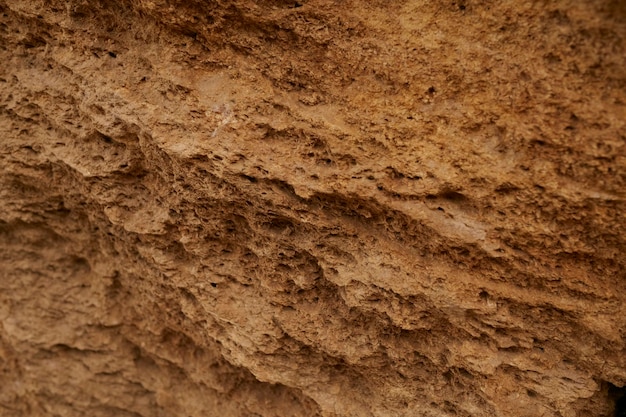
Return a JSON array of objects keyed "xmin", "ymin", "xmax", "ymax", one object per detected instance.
[{"xmin": 1, "ymin": 1, "xmax": 625, "ymax": 416}]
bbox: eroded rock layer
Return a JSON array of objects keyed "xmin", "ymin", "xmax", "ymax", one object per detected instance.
[{"xmin": 1, "ymin": 1, "xmax": 625, "ymax": 416}]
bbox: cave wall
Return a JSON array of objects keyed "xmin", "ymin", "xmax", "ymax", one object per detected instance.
[{"xmin": 1, "ymin": 1, "xmax": 625, "ymax": 416}]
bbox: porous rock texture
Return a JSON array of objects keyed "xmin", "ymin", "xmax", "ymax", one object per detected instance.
[{"xmin": 1, "ymin": 0, "xmax": 626, "ymax": 416}]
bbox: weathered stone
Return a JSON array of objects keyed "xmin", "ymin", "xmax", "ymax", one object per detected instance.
[{"xmin": 1, "ymin": 1, "xmax": 625, "ymax": 416}]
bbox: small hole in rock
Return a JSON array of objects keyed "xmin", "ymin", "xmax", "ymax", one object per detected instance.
[
  {"xmin": 609, "ymin": 382, "xmax": 626, "ymax": 417},
  {"xmin": 210, "ymin": 283, "xmax": 217, "ymax": 288},
  {"xmin": 439, "ymin": 190, "xmax": 466, "ymax": 202}
]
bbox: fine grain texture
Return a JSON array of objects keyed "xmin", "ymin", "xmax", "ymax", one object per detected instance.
[{"xmin": 1, "ymin": 1, "xmax": 625, "ymax": 416}]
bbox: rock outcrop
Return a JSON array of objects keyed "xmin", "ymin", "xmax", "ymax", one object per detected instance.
[{"xmin": 1, "ymin": 1, "xmax": 625, "ymax": 416}]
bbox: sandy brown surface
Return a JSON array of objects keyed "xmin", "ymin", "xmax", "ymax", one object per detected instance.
[{"xmin": 1, "ymin": 0, "xmax": 626, "ymax": 416}]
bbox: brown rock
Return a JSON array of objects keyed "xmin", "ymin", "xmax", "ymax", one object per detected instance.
[{"xmin": 1, "ymin": 0, "xmax": 625, "ymax": 416}]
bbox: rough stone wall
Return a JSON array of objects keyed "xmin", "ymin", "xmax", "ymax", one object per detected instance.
[{"xmin": 1, "ymin": 1, "xmax": 625, "ymax": 416}]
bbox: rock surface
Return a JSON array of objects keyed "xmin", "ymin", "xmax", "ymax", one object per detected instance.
[{"xmin": 1, "ymin": 0, "xmax": 626, "ymax": 416}]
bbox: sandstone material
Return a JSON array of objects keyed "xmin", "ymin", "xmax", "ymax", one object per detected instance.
[{"xmin": 1, "ymin": 1, "xmax": 626, "ymax": 416}]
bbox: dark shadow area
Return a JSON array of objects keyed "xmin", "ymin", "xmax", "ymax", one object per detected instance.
[{"xmin": 609, "ymin": 382, "xmax": 626, "ymax": 417}]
